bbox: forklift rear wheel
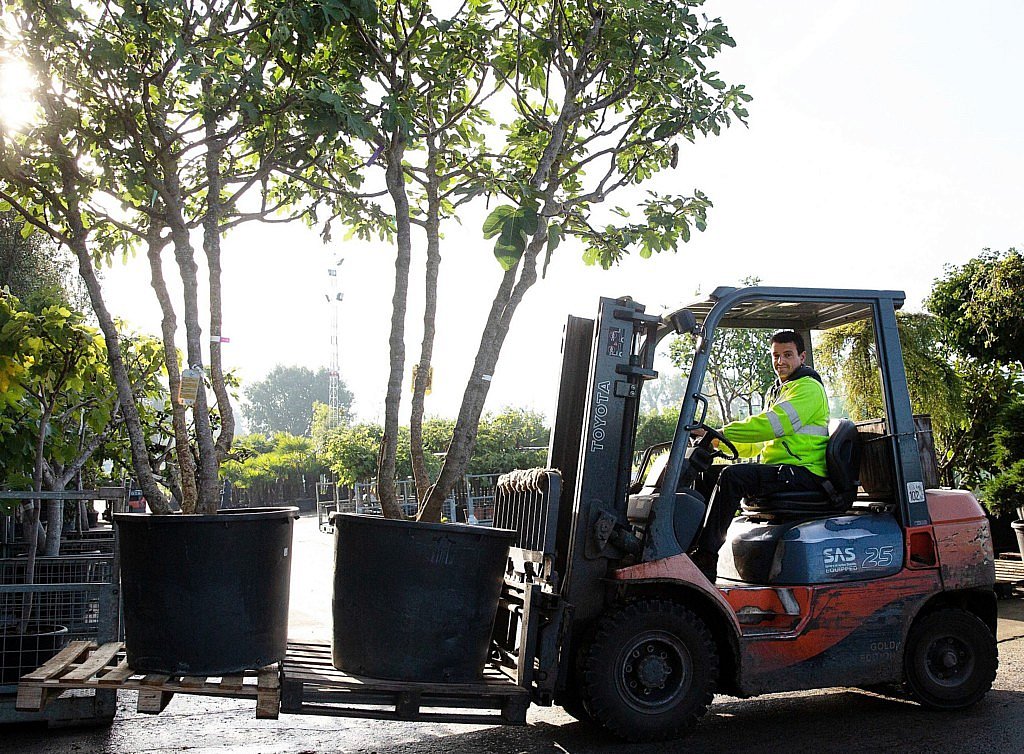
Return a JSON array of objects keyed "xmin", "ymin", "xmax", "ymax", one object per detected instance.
[
  {"xmin": 904, "ymin": 608, "xmax": 997, "ymax": 710},
  {"xmin": 581, "ymin": 599, "xmax": 718, "ymax": 742}
]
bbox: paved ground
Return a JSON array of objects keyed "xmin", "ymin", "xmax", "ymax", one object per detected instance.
[{"xmin": 3, "ymin": 514, "xmax": 1024, "ymax": 754}]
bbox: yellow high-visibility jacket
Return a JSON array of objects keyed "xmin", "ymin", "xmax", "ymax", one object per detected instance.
[{"xmin": 722, "ymin": 366, "xmax": 829, "ymax": 478}]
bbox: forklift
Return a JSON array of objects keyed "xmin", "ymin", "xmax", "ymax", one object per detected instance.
[
  {"xmin": 12, "ymin": 286, "xmax": 998, "ymax": 739},
  {"xmin": 489, "ymin": 285, "xmax": 997, "ymax": 741}
]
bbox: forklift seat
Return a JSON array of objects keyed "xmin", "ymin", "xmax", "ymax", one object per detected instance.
[{"xmin": 742, "ymin": 418, "xmax": 861, "ymax": 515}]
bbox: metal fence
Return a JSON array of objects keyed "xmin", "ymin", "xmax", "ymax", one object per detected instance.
[{"xmin": 316, "ymin": 474, "xmax": 502, "ymax": 532}]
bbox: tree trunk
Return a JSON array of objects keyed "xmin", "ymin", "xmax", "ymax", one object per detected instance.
[
  {"xmin": 64, "ymin": 224, "xmax": 170, "ymax": 514},
  {"xmin": 203, "ymin": 85, "xmax": 236, "ymax": 465},
  {"xmin": 71, "ymin": 241, "xmax": 169, "ymax": 512},
  {"xmin": 164, "ymin": 175, "xmax": 220, "ymax": 513},
  {"xmin": 376, "ymin": 132, "xmax": 413, "ymax": 520},
  {"xmin": 20, "ymin": 405, "xmax": 51, "ymax": 630},
  {"xmin": 146, "ymin": 226, "xmax": 199, "ymax": 512},
  {"xmin": 418, "ymin": 86, "xmax": 579, "ymax": 520},
  {"xmin": 43, "ymin": 499, "xmax": 62, "ymax": 557},
  {"xmin": 418, "ymin": 263, "xmax": 518, "ymax": 521},
  {"xmin": 419, "ymin": 225, "xmax": 551, "ymax": 521},
  {"xmin": 410, "ymin": 138, "xmax": 442, "ymax": 504}
]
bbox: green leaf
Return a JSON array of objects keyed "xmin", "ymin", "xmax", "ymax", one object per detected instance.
[
  {"xmin": 547, "ymin": 223, "xmax": 562, "ymax": 255},
  {"xmin": 482, "ymin": 205, "xmax": 515, "ymax": 239},
  {"xmin": 653, "ymin": 120, "xmax": 681, "ymax": 140},
  {"xmin": 493, "ymin": 238, "xmax": 522, "ymax": 271}
]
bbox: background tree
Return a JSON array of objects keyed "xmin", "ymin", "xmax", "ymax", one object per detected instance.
[
  {"xmin": 0, "ymin": 291, "xmax": 166, "ymax": 543},
  {"xmin": 671, "ymin": 328, "xmax": 774, "ymax": 423},
  {"xmin": 983, "ymin": 402, "xmax": 1024, "ymax": 518},
  {"xmin": 815, "ymin": 312, "xmax": 964, "ymax": 481},
  {"xmin": 666, "ymin": 279, "xmax": 773, "ymax": 423},
  {"xmin": 634, "ymin": 407, "xmax": 683, "ymax": 453},
  {"xmin": 467, "ymin": 408, "xmax": 548, "ymax": 475},
  {"xmin": 0, "ymin": 290, "xmax": 163, "ymax": 629},
  {"xmin": 639, "ymin": 369, "xmax": 688, "ymax": 414},
  {"xmin": 242, "ymin": 365, "xmax": 351, "ymax": 436},
  {"xmin": 220, "ymin": 432, "xmax": 324, "ymax": 506},
  {"xmin": 927, "ymin": 248, "xmax": 1024, "ymax": 516},
  {"xmin": 928, "ymin": 248, "xmax": 1024, "ymax": 365},
  {"xmin": 0, "ymin": 209, "xmax": 87, "ymax": 310},
  {"xmin": 316, "ymin": 408, "xmax": 548, "ymax": 487},
  {"xmin": 320, "ymin": 423, "xmax": 387, "ymax": 488}
]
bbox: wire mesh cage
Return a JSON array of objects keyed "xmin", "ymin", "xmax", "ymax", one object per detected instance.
[{"xmin": 0, "ymin": 554, "xmax": 119, "ymax": 690}]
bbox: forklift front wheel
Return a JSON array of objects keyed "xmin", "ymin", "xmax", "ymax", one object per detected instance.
[
  {"xmin": 581, "ymin": 599, "xmax": 718, "ymax": 742},
  {"xmin": 904, "ymin": 608, "xmax": 998, "ymax": 710}
]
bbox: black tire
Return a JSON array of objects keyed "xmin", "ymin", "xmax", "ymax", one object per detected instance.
[
  {"xmin": 555, "ymin": 647, "xmax": 595, "ymax": 724},
  {"xmin": 557, "ymin": 685, "xmax": 595, "ymax": 725},
  {"xmin": 903, "ymin": 608, "xmax": 998, "ymax": 710},
  {"xmin": 580, "ymin": 599, "xmax": 718, "ymax": 742}
]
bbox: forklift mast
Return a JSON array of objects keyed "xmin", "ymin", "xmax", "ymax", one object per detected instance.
[{"xmin": 546, "ymin": 297, "xmax": 660, "ymax": 625}]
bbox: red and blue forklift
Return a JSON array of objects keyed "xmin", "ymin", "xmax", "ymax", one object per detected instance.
[
  {"xmin": 13, "ymin": 286, "xmax": 998, "ymax": 739},
  {"xmin": 487, "ymin": 285, "xmax": 997, "ymax": 741}
]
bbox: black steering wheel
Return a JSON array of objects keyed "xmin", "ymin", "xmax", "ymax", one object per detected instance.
[{"xmin": 691, "ymin": 422, "xmax": 740, "ymax": 462}]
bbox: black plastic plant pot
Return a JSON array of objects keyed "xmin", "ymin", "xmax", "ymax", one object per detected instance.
[
  {"xmin": 115, "ymin": 507, "xmax": 298, "ymax": 675},
  {"xmin": 1013, "ymin": 521, "xmax": 1024, "ymax": 560},
  {"xmin": 330, "ymin": 513, "xmax": 514, "ymax": 683},
  {"xmin": 0, "ymin": 623, "xmax": 69, "ymax": 684}
]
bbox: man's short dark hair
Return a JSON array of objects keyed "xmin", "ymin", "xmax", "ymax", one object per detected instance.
[{"xmin": 771, "ymin": 330, "xmax": 805, "ymax": 354}]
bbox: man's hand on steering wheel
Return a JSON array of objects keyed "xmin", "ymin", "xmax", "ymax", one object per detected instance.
[{"xmin": 690, "ymin": 423, "xmax": 739, "ymax": 461}]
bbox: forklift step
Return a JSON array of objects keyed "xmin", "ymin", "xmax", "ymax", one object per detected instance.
[
  {"xmin": 280, "ymin": 640, "xmax": 530, "ymax": 725},
  {"xmin": 15, "ymin": 641, "xmax": 280, "ymax": 719},
  {"xmin": 995, "ymin": 557, "xmax": 1024, "ymax": 599}
]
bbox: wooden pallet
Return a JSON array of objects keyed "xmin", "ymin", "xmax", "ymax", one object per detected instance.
[
  {"xmin": 281, "ymin": 641, "xmax": 530, "ymax": 725},
  {"xmin": 15, "ymin": 641, "xmax": 280, "ymax": 719},
  {"xmin": 995, "ymin": 557, "xmax": 1024, "ymax": 598}
]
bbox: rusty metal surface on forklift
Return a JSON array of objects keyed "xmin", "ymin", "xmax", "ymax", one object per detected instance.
[{"xmin": 927, "ymin": 489, "xmax": 997, "ymax": 588}]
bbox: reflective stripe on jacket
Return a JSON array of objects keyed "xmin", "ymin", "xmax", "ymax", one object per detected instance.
[{"xmin": 721, "ymin": 368, "xmax": 829, "ymax": 477}]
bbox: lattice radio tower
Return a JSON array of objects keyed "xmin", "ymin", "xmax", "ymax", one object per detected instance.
[{"xmin": 327, "ymin": 258, "xmax": 344, "ymax": 429}]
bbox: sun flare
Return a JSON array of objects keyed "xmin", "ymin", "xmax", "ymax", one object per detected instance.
[{"xmin": 0, "ymin": 55, "xmax": 37, "ymax": 132}]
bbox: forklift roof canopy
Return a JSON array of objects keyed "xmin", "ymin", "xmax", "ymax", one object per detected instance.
[{"xmin": 671, "ymin": 286, "xmax": 906, "ymax": 332}]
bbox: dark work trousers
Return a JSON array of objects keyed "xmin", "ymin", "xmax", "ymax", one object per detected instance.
[{"xmin": 693, "ymin": 463, "xmax": 826, "ymax": 555}]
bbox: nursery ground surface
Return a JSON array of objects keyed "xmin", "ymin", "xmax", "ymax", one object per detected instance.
[{"xmin": 2, "ymin": 513, "xmax": 1024, "ymax": 754}]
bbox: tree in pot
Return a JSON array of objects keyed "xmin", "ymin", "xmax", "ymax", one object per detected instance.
[
  {"xmin": 278, "ymin": 0, "xmax": 748, "ymax": 682},
  {"xmin": 0, "ymin": 1, "xmax": 339, "ymax": 675}
]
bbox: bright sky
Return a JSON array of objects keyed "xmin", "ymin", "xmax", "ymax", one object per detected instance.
[{"xmin": 97, "ymin": 0, "xmax": 1024, "ymax": 426}]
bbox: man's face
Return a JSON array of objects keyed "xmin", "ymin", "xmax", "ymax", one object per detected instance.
[{"xmin": 771, "ymin": 340, "xmax": 805, "ymax": 381}]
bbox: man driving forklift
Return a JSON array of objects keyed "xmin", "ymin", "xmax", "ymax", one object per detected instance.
[{"xmin": 690, "ymin": 330, "xmax": 830, "ymax": 581}]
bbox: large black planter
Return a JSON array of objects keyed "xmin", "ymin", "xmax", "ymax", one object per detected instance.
[
  {"xmin": 1013, "ymin": 520, "xmax": 1024, "ymax": 560},
  {"xmin": 330, "ymin": 513, "xmax": 514, "ymax": 683},
  {"xmin": 0, "ymin": 623, "xmax": 69, "ymax": 684},
  {"xmin": 115, "ymin": 507, "xmax": 298, "ymax": 675}
]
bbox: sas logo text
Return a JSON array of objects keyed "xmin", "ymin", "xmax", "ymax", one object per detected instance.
[{"xmin": 822, "ymin": 546, "xmax": 858, "ymax": 574}]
